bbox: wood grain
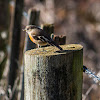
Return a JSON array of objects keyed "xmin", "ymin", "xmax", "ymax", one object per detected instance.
[{"xmin": 24, "ymin": 44, "xmax": 83, "ymax": 100}]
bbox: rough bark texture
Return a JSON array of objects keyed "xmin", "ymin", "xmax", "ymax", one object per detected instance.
[
  {"xmin": 24, "ymin": 44, "xmax": 83, "ymax": 100},
  {"xmin": 8, "ymin": 0, "xmax": 24, "ymax": 89}
]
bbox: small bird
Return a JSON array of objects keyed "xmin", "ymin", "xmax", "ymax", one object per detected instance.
[{"xmin": 23, "ymin": 25, "xmax": 63, "ymax": 51}]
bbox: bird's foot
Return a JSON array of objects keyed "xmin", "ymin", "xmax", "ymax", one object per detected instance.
[{"xmin": 32, "ymin": 47, "xmax": 47, "ymax": 54}]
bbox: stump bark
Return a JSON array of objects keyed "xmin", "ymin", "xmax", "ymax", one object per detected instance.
[{"xmin": 24, "ymin": 44, "xmax": 83, "ymax": 100}]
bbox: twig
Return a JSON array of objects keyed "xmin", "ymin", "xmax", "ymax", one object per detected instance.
[{"xmin": 82, "ymin": 84, "xmax": 94, "ymax": 100}]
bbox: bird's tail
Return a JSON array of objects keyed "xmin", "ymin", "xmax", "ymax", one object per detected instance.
[
  {"xmin": 49, "ymin": 40, "xmax": 63, "ymax": 51},
  {"xmin": 40, "ymin": 35, "xmax": 63, "ymax": 50}
]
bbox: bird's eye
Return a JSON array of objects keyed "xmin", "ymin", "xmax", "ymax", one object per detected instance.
[{"xmin": 27, "ymin": 28, "xmax": 30, "ymax": 30}]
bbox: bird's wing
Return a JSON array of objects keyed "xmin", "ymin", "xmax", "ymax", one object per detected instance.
[
  {"xmin": 31, "ymin": 35, "xmax": 63, "ymax": 50},
  {"xmin": 38, "ymin": 36, "xmax": 51, "ymax": 42},
  {"xmin": 31, "ymin": 35, "xmax": 46, "ymax": 42},
  {"xmin": 38, "ymin": 36, "xmax": 63, "ymax": 50}
]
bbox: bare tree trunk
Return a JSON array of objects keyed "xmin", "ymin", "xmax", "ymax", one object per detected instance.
[
  {"xmin": 8, "ymin": 0, "xmax": 24, "ymax": 99},
  {"xmin": 0, "ymin": 0, "xmax": 10, "ymax": 80}
]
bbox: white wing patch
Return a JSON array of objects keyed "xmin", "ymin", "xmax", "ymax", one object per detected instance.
[{"xmin": 38, "ymin": 36, "xmax": 50, "ymax": 42}]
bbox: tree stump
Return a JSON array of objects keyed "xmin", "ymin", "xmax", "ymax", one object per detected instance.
[{"xmin": 24, "ymin": 44, "xmax": 83, "ymax": 100}]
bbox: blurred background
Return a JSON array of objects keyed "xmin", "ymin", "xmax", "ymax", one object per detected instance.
[{"xmin": 0, "ymin": 0, "xmax": 100, "ymax": 100}]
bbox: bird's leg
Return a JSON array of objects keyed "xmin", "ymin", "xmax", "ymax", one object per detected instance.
[
  {"xmin": 42, "ymin": 47, "xmax": 47, "ymax": 52},
  {"xmin": 38, "ymin": 44, "xmax": 40, "ymax": 48},
  {"xmin": 43, "ymin": 47, "xmax": 45, "ymax": 51},
  {"xmin": 33, "ymin": 44, "xmax": 40, "ymax": 54},
  {"xmin": 39, "ymin": 45, "xmax": 45, "ymax": 52},
  {"xmin": 33, "ymin": 45, "xmax": 47, "ymax": 54}
]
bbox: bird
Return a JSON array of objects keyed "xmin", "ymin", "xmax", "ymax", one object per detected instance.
[{"xmin": 23, "ymin": 25, "xmax": 63, "ymax": 51}]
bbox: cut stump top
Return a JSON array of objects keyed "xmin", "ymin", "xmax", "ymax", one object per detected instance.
[{"xmin": 25, "ymin": 44, "xmax": 83, "ymax": 56}]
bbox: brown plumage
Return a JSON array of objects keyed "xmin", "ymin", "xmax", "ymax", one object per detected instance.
[{"xmin": 23, "ymin": 25, "xmax": 63, "ymax": 50}]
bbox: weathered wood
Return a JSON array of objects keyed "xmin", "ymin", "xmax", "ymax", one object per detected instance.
[
  {"xmin": 41, "ymin": 24, "xmax": 66, "ymax": 45},
  {"xmin": 24, "ymin": 44, "xmax": 83, "ymax": 100},
  {"xmin": 53, "ymin": 35, "xmax": 66, "ymax": 45},
  {"xmin": 26, "ymin": 8, "xmax": 40, "ymax": 51},
  {"xmin": 41, "ymin": 24, "xmax": 54, "ymax": 36},
  {"xmin": 8, "ymin": 0, "xmax": 24, "ymax": 89}
]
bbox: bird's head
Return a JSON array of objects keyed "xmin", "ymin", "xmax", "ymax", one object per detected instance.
[{"xmin": 23, "ymin": 25, "xmax": 40, "ymax": 34}]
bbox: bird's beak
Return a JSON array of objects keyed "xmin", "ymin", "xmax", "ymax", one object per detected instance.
[{"xmin": 22, "ymin": 29, "xmax": 26, "ymax": 31}]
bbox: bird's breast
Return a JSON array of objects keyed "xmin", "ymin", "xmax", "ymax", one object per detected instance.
[
  {"xmin": 29, "ymin": 34, "xmax": 35, "ymax": 43},
  {"xmin": 29, "ymin": 34, "xmax": 47, "ymax": 46}
]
